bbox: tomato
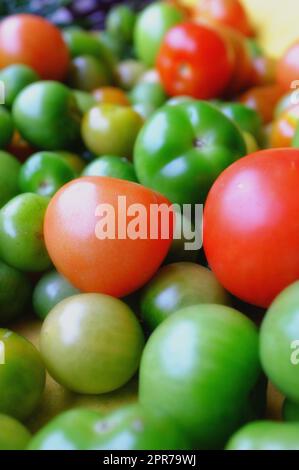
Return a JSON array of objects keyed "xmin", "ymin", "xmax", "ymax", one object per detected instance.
[
  {"xmin": 28, "ymin": 404, "xmax": 189, "ymax": 451},
  {"xmin": 139, "ymin": 304, "xmax": 260, "ymax": 448},
  {"xmin": 0, "ymin": 107, "xmax": 14, "ymax": 149},
  {"xmin": 219, "ymin": 102, "xmax": 264, "ymax": 146},
  {"xmin": 0, "ymin": 328, "xmax": 45, "ymax": 420},
  {"xmin": 68, "ymin": 55, "xmax": 112, "ymax": 92},
  {"xmin": 134, "ymin": 2, "xmax": 184, "ymax": 67},
  {"xmin": 82, "ymin": 104, "xmax": 143, "ymax": 159},
  {"xmin": 283, "ymin": 399, "xmax": 299, "ymax": 422},
  {"xmin": 0, "ymin": 150, "xmax": 20, "ymax": 208},
  {"xmin": 129, "ymin": 82, "xmax": 167, "ymax": 110},
  {"xmin": 0, "ymin": 260, "xmax": 31, "ymax": 323},
  {"xmin": 0, "ymin": 414, "xmax": 31, "ymax": 450},
  {"xmin": 260, "ymin": 281, "xmax": 299, "ymax": 402},
  {"xmin": 140, "ymin": 262, "xmax": 229, "ymax": 330},
  {"xmin": 56, "ymin": 151, "xmax": 86, "ymax": 176},
  {"xmin": 0, "ymin": 193, "xmax": 51, "ymax": 272},
  {"xmin": 251, "ymin": 55, "xmax": 276, "ymax": 87},
  {"xmin": 19, "ymin": 151, "xmax": 76, "ymax": 198},
  {"xmin": 0, "ymin": 64, "xmax": 39, "ymax": 108},
  {"xmin": 157, "ymin": 22, "xmax": 233, "ymax": 99},
  {"xmin": 44, "ymin": 177, "xmax": 173, "ymax": 297},
  {"xmin": 40, "ymin": 294, "xmax": 144, "ymax": 394},
  {"xmin": 226, "ymin": 421, "xmax": 299, "ymax": 450},
  {"xmin": 92, "ymin": 87, "xmax": 130, "ymax": 106},
  {"xmin": 277, "ymin": 41, "xmax": 299, "ymax": 91},
  {"xmin": 117, "ymin": 60, "xmax": 147, "ymax": 90},
  {"xmin": 106, "ymin": 5, "xmax": 136, "ymax": 45},
  {"xmin": 13, "ymin": 81, "xmax": 82, "ymax": 151},
  {"xmin": 33, "ymin": 270, "xmax": 79, "ymax": 320},
  {"xmin": 193, "ymin": 0, "xmax": 253, "ymax": 37},
  {"xmin": 270, "ymin": 105, "xmax": 299, "ymax": 147},
  {"xmin": 204, "ymin": 148, "xmax": 299, "ymax": 308},
  {"xmin": 0, "ymin": 15, "xmax": 69, "ymax": 81},
  {"xmin": 239, "ymin": 84, "xmax": 284, "ymax": 124},
  {"xmin": 82, "ymin": 155, "xmax": 137, "ymax": 183},
  {"xmin": 243, "ymin": 131, "xmax": 259, "ymax": 153},
  {"xmin": 274, "ymin": 91, "xmax": 296, "ymax": 119}
]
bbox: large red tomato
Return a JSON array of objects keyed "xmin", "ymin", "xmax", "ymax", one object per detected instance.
[
  {"xmin": 0, "ymin": 14, "xmax": 69, "ymax": 80},
  {"xmin": 157, "ymin": 22, "xmax": 233, "ymax": 99},
  {"xmin": 44, "ymin": 177, "xmax": 174, "ymax": 297},
  {"xmin": 204, "ymin": 148, "xmax": 299, "ymax": 308},
  {"xmin": 277, "ymin": 41, "xmax": 299, "ymax": 91}
]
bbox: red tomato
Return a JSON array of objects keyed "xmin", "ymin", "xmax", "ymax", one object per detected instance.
[
  {"xmin": 193, "ymin": 0, "xmax": 253, "ymax": 37},
  {"xmin": 270, "ymin": 105, "xmax": 299, "ymax": 148},
  {"xmin": 239, "ymin": 84, "xmax": 284, "ymax": 124},
  {"xmin": 44, "ymin": 177, "xmax": 174, "ymax": 297},
  {"xmin": 277, "ymin": 41, "xmax": 299, "ymax": 91},
  {"xmin": 157, "ymin": 22, "xmax": 233, "ymax": 99},
  {"xmin": 0, "ymin": 14, "xmax": 69, "ymax": 80},
  {"xmin": 204, "ymin": 148, "xmax": 299, "ymax": 308}
]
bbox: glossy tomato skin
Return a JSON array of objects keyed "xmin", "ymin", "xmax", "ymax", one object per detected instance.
[
  {"xmin": 239, "ymin": 84, "xmax": 284, "ymax": 124},
  {"xmin": 204, "ymin": 148, "xmax": 299, "ymax": 308},
  {"xmin": 44, "ymin": 177, "xmax": 174, "ymax": 297},
  {"xmin": 0, "ymin": 414, "xmax": 31, "ymax": 450},
  {"xmin": 82, "ymin": 155, "xmax": 137, "ymax": 183},
  {"xmin": 270, "ymin": 105, "xmax": 299, "ymax": 147},
  {"xmin": 157, "ymin": 22, "xmax": 233, "ymax": 99},
  {"xmin": 277, "ymin": 41, "xmax": 299, "ymax": 91},
  {"xmin": 0, "ymin": 15, "xmax": 69, "ymax": 81},
  {"xmin": 0, "ymin": 151, "xmax": 21, "ymax": 208}
]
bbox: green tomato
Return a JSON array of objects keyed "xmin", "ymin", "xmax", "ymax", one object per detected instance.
[
  {"xmin": 0, "ymin": 193, "xmax": 51, "ymax": 272},
  {"xmin": 106, "ymin": 5, "xmax": 136, "ymax": 45},
  {"xmin": 219, "ymin": 102, "xmax": 264, "ymax": 147},
  {"xmin": 134, "ymin": 2, "xmax": 184, "ymax": 67},
  {"xmin": 139, "ymin": 304, "xmax": 261, "ymax": 449},
  {"xmin": 0, "ymin": 414, "xmax": 31, "ymax": 450},
  {"xmin": 100, "ymin": 31, "xmax": 124, "ymax": 60},
  {"xmin": 40, "ymin": 294, "xmax": 144, "ymax": 394},
  {"xmin": 73, "ymin": 90, "xmax": 97, "ymax": 114},
  {"xmin": 0, "ymin": 64, "xmax": 39, "ymax": 108},
  {"xmin": 283, "ymin": 399, "xmax": 299, "ymax": 422},
  {"xmin": 130, "ymin": 82, "xmax": 167, "ymax": 110},
  {"xmin": 226, "ymin": 421, "xmax": 299, "ymax": 450},
  {"xmin": 117, "ymin": 60, "xmax": 147, "ymax": 91},
  {"xmin": 13, "ymin": 81, "xmax": 82, "ymax": 150},
  {"xmin": 0, "ymin": 150, "xmax": 21, "ymax": 208},
  {"xmin": 28, "ymin": 404, "xmax": 189, "ymax": 450},
  {"xmin": 134, "ymin": 101, "xmax": 246, "ymax": 204},
  {"xmin": 140, "ymin": 263, "xmax": 230, "ymax": 331},
  {"xmin": 0, "ymin": 260, "xmax": 31, "ymax": 323},
  {"xmin": 260, "ymin": 281, "xmax": 299, "ymax": 403},
  {"xmin": 0, "ymin": 106, "xmax": 14, "ymax": 148},
  {"xmin": 55, "ymin": 150, "xmax": 86, "ymax": 175},
  {"xmin": 82, "ymin": 155, "xmax": 137, "ymax": 182},
  {"xmin": 0, "ymin": 328, "xmax": 45, "ymax": 420},
  {"xmin": 68, "ymin": 55, "xmax": 111, "ymax": 92},
  {"xmin": 33, "ymin": 270, "xmax": 80, "ymax": 320},
  {"xmin": 19, "ymin": 151, "xmax": 76, "ymax": 198},
  {"xmin": 82, "ymin": 104, "xmax": 143, "ymax": 159}
]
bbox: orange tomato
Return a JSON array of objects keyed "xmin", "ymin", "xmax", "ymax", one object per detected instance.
[
  {"xmin": 251, "ymin": 56, "xmax": 277, "ymax": 87},
  {"xmin": 0, "ymin": 14, "xmax": 69, "ymax": 80},
  {"xmin": 193, "ymin": 0, "xmax": 254, "ymax": 37},
  {"xmin": 239, "ymin": 84, "xmax": 285, "ymax": 124},
  {"xmin": 270, "ymin": 105, "xmax": 299, "ymax": 148},
  {"xmin": 44, "ymin": 177, "xmax": 174, "ymax": 297},
  {"xmin": 277, "ymin": 41, "xmax": 299, "ymax": 91},
  {"xmin": 92, "ymin": 87, "xmax": 131, "ymax": 106}
]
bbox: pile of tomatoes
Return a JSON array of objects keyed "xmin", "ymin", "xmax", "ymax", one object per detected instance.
[{"xmin": 2, "ymin": 0, "xmax": 299, "ymax": 451}]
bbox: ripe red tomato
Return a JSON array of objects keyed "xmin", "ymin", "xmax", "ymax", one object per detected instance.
[
  {"xmin": 193, "ymin": 0, "xmax": 253, "ymax": 37},
  {"xmin": 44, "ymin": 177, "xmax": 174, "ymax": 297},
  {"xmin": 239, "ymin": 84, "xmax": 284, "ymax": 124},
  {"xmin": 157, "ymin": 22, "xmax": 233, "ymax": 99},
  {"xmin": 204, "ymin": 148, "xmax": 299, "ymax": 308},
  {"xmin": 0, "ymin": 15, "xmax": 69, "ymax": 80},
  {"xmin": 277, "ymin": 41, "xmax": 299, "ymax": 91}
]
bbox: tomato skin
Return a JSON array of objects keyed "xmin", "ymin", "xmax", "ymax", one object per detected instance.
[
  {"xmin": 239, "ymin": 84, "xmax": 284, "ymax": 124},
  {"xmin": 157, "ymin": 22, "xmax": 233, "ymax": 99},
  {"xmin": 204, "ymin": 148, "xmax": 299, "ymax": 308},
  {"xmin": 0, "ymin": 15, "xmax": 69, "ymax": 81},
  {"xmin": 270, "ymin": 105, "xmax": 299, "ymax": 148},
  {"xmin": 44, "ymin": 177, "xmax": 174, "ymax": 297},
  {"xmin": 0, "ymin": 414, "xmax": 31, "ymax": 450},
  {"xmin": 277, "ymin": 41, "xmax": 299, "ymax": 91}
]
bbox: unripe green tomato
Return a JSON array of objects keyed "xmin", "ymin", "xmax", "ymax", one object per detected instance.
[
  {"xmin": 140, "ymin": 263, "xmax": 230, "ymax": 330},
  {"xmin": 33, "ymin": 270, "xmax": 80, "ymax": 320},
  {"xmin": 13, "ymin": 81, "xmax": 82, "ymax": 150},
  {"xmin": 55, "ymin": 150, "xmax": 86, "ymax": 175},
  {"xmin": 106, "ymin": 5, "xmax": 136, "ymax": 45},
  {"xmin": 260, "ymin": 281, "xmax": 299, "ymax": 403},
  {"xmin": 0, "ymin": 64, "xmax": 39, "ymax": 108},
  {"xmin": 226, "ymin": 421, "xmax": 299, "ymax": 450},
  {"xmin": 130, "ymin": 82, "xmax": 167, "ymax": 110},
  {"xmin": 0, "ymin": 260, "xmax": 31, "ymax": 323},
  {"xmin": 0, "ymin": 106, "xmax": 14, "ymax": 148},
  {"xmin": 139, "ymin": 304, "xmax": 261, "ymax": 449},
  {"xmin": 0, "ymin": 329, "xmax": 46, "ymax": 420},
  {"xmin": 0, "ymin": 193, "xmax": 51, "ymax": 272},
  {"xmin": 0, "ymin": 150, "xmax": 21, "ymax": 208},
  {"xmin": 68, "ymin": 55, "xmax": 111, "ymax": 92},
  {"xmin": 82, "ymin": 155, "xmax": 137, "ymax": 182},
  {"xmin": 19, "ymin": 151, "xmax": 77, "ymax": 198},
  {"xmin": 28, "ymin": 404, "xmax": 189, "ymax": 450},
  {"xmin": 117, "ymin": 60, "xmax": 147, "ymax": 91},
  {"xmin": 283, "ymin": 399, "xmax": 299, "ymax": 422},
  {"xmin": 40, "ymin": 294, "xmax": 144, "ymax": 394},
  {"xmin": 73, "ymin": 90, "xmax": 97, "ymax": 114},
  {"xmin": 0, "ymin": 414, "xmax": 31, "ymax": 450}
]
